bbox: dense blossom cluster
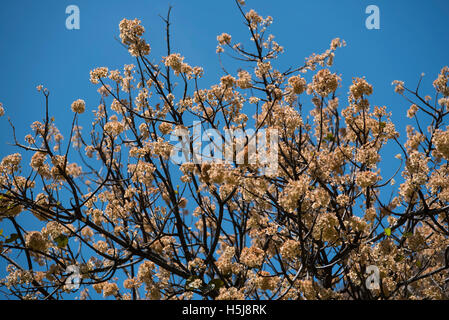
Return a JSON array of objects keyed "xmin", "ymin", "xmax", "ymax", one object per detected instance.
[
  {"xmin": 119, "ymin": 18, "xmax": 150, "ymax": 56},
  {"xmin": 71, "ymin": 99, "xmax": 85, "ymax": 114}
]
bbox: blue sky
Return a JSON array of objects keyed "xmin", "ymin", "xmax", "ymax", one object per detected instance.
[
  {"xmin": 0, "ymin": 0, "xmax": 448, "ymax": 299},
  {"xmin": 1, "ymin": 0, "xmax": 448, "ymax": 154}
]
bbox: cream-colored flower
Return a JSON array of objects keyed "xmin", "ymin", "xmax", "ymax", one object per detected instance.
[{"xmin": 71, "ymin": 99, "xmax": 86, "ymax": 114}]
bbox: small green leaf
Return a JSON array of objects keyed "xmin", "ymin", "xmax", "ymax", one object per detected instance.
[
  {"xmin": 206, "ymin": 279, "xmax": 224, "ymax": 292},
  {"xmin": 403, "ymin": 232, "xmax": 412, "ymax": 238},
  {"xmin": 384, "ymin": 228, "xmax": 392, "ymax": 236},
  {"xmin": 324, "ymin": 133, "xmax": 335, "ymax": 142},
  {"xmin": 5, "ymin": 233, "xmax": 19, "ymax": 243},
  {"xmin": 54, "ymin": 235, "xmax": 68, "ymax": 248}
]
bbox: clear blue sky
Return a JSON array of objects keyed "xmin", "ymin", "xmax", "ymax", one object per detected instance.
[
  {"xmin": 0, "ymin": 0, "xmax": 448, "ymax": 299},
  {"xmin": 1, "ymin": 0, "xmax": 448, "ymax": 149},
  {"xmin": 1, "ymin": 0, "xmax": 448, "ymax": 155}
]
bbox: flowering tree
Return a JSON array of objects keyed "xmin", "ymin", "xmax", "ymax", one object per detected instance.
[{"xmin": 1, "ymin": 1, "xmax": 449, "ymax": 300}]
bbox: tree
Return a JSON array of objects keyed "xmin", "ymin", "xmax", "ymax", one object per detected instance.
[{"xmin": 1, "ymin": 1, "xmax": 449, "ymax": 300}]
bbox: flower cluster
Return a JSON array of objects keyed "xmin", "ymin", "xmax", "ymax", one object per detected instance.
[
  {"xmin": 240, "ymin": 246, "xmax": 265, "ymax": 268},
  {"xmin": 71, "ymin": 99, "xmax": 85, "ymax": 114},
  {"xmin": 433, "ymin": 66, "xmax": 449, "ymax": 96},
  {"xmin": 90, "ymin": 67, "xmax": 109, "ymax": 84},
  {"xmin": 288, "ymin": 75, "xmax": 307, "ymax": 94},
  {"xmin": 119, "ymin": 18, "xmax": 150, "ymax": 56},
  {"xmin": 217, "ymin": 33, "xmax": 232, "ymax": 45},
  {"xmin": 434, "ymin": 127, "xmax": 449, "ymax": 159},
  {"xmin": 308, "ymin": 69, "xmax": 340, "ymax": 97},
  {"xmin": 164, "ymin": 53, "xmax": 192, "ymax": 76},
  {"xmin": 25, "ymin": 231, "xmax": 49, "ymax": 252}
]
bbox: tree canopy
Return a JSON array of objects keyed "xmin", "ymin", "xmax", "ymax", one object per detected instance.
[{"xmin": 1, "ymin": 1, "xmax": 449, "ymax": 300}]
